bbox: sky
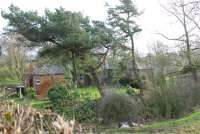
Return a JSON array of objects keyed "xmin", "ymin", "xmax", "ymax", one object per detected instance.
[{"xmin": 0, "ymin": 0, "xmax": 182, "ymax": 55}]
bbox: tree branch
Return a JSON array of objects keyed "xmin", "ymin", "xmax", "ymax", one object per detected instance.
[
  {"xmin": 156, "ymin": 33, "xmax": 185, "ymax": 42},
  {"xmin": 185, "ymin": 14, "xmax": 200, "ymax": 31},
  {"xmin": 161, "ymin": 4, "xmax": 185, "ymax": 25},
  {"xmin": 94, "ymin": 47, "xmax": 109, "ymax": 70},
  {"xmin": 191, "ymin": 47, "xmax": 200, "ymax": 50}
]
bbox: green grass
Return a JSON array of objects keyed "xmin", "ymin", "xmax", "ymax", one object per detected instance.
[
  {"xmin": 5, "ymin": 86, "xmax": 134, "ymax": 110},
  {"xmin": 0, "ymin": 79, "xmax": 20, "ymax": 86},
  {"xmin": 105, "ymin": 110, "xmax": 200, "ymax": 134},
  {"xmin": 76, "ymin": 87, "xmax": 101, "ymax": 100},
  {"xmin": 3, "ymin": 87, "xmax": 129, "ymax": 110},
  {"xmin": 136, "ymin": 110, "xmax": 200, "ymax": 133},
  {"xmin": 6, "ymin": 97, "xmax": 50, "ymax": 109},
  {"xmin": 76, "ymin": 86, "xmax": 132, "ymax": 101}
]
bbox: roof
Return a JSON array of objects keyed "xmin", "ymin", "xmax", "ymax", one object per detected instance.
[
  {"xmin": 91, "ymin": 47, "xmax": 108, "ymax": 55},
  {"xmin": 137, "ymin": 63, "xmax": 153, "ymax": 70},
  {"xmin": 104, "ymin": 61, "xmax": 153, "ymax": 70},
  {"xmin": 33, "ymin": 65, "xmax": 65, "ymax": 75}
]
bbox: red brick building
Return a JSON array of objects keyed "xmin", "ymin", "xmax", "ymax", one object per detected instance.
[{"xmin": 24, "ymin": 64, "xmax": 65, "ymax": 98}]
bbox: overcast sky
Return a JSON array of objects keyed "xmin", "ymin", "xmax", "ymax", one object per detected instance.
[{"xmin": 0, "ymin": 0, "xmax": 182, "ymax": 55}]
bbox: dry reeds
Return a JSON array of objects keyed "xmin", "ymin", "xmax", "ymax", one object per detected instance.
[{"xmin": 0, "ymin": 101, "xmax": 75, "ymax": 134}]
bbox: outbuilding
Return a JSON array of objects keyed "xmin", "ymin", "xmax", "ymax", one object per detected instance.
[{"xmin": 24, "ymin": 64, "xmax": 65, "ymax": 98}]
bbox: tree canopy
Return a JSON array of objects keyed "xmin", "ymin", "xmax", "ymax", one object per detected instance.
[
  {"xmin": 1, "ymin": 4, "xmax": 114, "ymax": 96},
  {"xmin": 107, "ymin": 0, "xmax": 142, "ymax": 90}
]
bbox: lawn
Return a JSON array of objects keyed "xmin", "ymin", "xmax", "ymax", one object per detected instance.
[
  {"xmin": 4, "ymin": 86, "xmax": 130, "ymax": 109},
  {"xmin": 6, "ymin": 97, "xmax": 50, "ymax": 109},
  {"xmin": 76, "ymin": 86, "xmax": 137, "ymax": 100},
  {"xmin": 76, "ymin": 87, "xmax": 101, "ymax": 101},
  {"xmin": 0, "ymin": 79, "xmax": 20, "ymax": 86},
  {"xmin": 136, "ymin": 110, "xmax": 200, "ymax": 134},
  {"xmin": 105, "ymin": 110, "xmax": 200, "ymax": 134}
]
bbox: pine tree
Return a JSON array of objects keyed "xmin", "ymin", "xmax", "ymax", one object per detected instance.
[{"xmin": 107, "ymin": 0, "xmax": 142, "ymax": 80}]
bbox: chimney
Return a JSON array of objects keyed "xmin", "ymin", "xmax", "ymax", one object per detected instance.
[{"xmin": 28, "ymin": 63, "xmax": 34, "ymax": 74}]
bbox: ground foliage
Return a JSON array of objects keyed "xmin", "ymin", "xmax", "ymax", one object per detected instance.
[{"xmin": 0, "ymin": 100, "xmax": 76, "ymax": 134}]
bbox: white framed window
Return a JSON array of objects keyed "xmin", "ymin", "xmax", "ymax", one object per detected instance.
[{"xmin": 35, "ymin": 79, "xmax": 40, "ymax": 85}]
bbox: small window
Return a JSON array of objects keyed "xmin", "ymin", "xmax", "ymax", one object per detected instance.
[
  {"xmin": 80, "ymin": 75, "xmax": 84, "ymax": 80},
  {"xmin": 36, "ymin": 79, "xmax": 40, "ymax": 85}
]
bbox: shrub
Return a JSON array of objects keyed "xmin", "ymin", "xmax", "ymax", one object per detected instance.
[
  {"xmin": 119, "ymin": 77, "xmax": 132, "ymax": 86},
  {"xmin": 146, "ymin": 87, "xmax": 185, "ymax": 119},
  {"xmin": 126, "ymin": 87, "xmax": 140, "ymax": 96},
  {"xmin": 48, "ymin": 85, "xmax": 97, "ymax": 123},
  {"xmin": 119, "ymin": 77, "xmax": 142, "ymax": 89},
  {"xmin": 130, "ymin": 79, "xmax": 142, "ymax": 89},
  {"xmin": 48, "ymin": 85, "xmax": 71, "ymax": 105},
  {"xmin": 181, "ymin": 64, "xmax": 198, "ymax": 74},
  {"xmin": 27, "ymin": 87, "xmax": 36, "ymax": 98},
  {"xmin": 98, "ymin": 93, "xmax": 139, "ymax": 125},
  {"xmin": 144, "ymin": 75, "xmax": 200, "ymax": 119},
  {"xmin": 75, "ymin": 100, "xmax": 97, "ymax": 123}
]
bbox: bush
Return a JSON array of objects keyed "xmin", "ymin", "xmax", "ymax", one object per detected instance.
[
  {"xmin": 119, "ymin": 77, "xmax": 142, "ymax": 89},
  {"xmin": 144, "ymin": 75, "xmax": 200, "ymax": 119},
  {"xmin": 130, "ymin": 79, "xmax": 142, "ymax": 89},
  {"xmin": 181, "ymin": 64, "xmax": 198, "ymax": 74},
  {"xmin": 126, "ymin": 87, "xmax": 140, "ymax": 96},
  {"xmin": 75, "ymin": 100, "xmax": 97, "ymax": 123},
  {"xmin": 48, "ymin": 85, "xmax": 69, "ymax": 107},
  {"xmin": 98, "ymin": 93, "xmax": 139, "ymax": 125},
  {"xmin": 119, "ymin": 77, "xmax": 132, "ymax": 86},
  {"xmin": 146, "ymin": 87, "xmax": 185, "ymax": 119},
  {"xmin": 27, "ymin": 87, "xmax": 36, "ymax": 98},
  {"xmin": 48, "ymin": 85, "xmax": 97, "ymax": 123}
]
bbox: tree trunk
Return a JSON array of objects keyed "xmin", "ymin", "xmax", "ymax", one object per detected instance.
[
  {"xmin": 90, "ymin": 67, "xmax": 107, "ymax": 97},
  {"xmin": 130, "ymin": 35, "xmax": 144, "ymax": 95},
  {"xmin": 130, "ymin": 36, "xmax": 139, "ymax": 80},
  {"xmin": 182, "ymin": 5, "xmax": 198, "ymax": 82},
  {"xmin": 127, "ymin": 10, "xmax": 139, "ymax": 80},
  {"xmin": 130, "ymin": 35, "xmax": 139, "ymax": 80},
  {"xmin": 72, "ymin": 52, "xmax": 78, "ymax": 86}
]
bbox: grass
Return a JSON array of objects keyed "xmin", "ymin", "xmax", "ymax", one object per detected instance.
[
  {"xmin": 2, "ymin": 87, "xmax": 101, "ymax": 109},
  {"xmin": 105, "ymin": 110, "xmax": 200, "ymax": 134},
  {"xmin": 76, "ymin": 86, "xmax": 133, "ymax": 101},
  {"xmin": 0, "ymin": 79, "xmax": 20, "ymax": 86},
  {"xmin": 136, "ymin": 110, "xmax": 200, "ymax": 133},
  {"xmin": 5, "ymin": 86, "xmax": 129, "ymax": 109},
  {"xmin": 76, "ymin": 87, "xmax": 101, "ymax": 100},
  {"xmin": 2, "ymin": 86, "xmax": 136, "ymax": 111},
  {"xmin": 6, "ymin": 97, "xmax": 50, "ymax": 109}
]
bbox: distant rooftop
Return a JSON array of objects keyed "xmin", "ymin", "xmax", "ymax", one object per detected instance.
[
  {"xmin": 104, "ymin": 61, "xmax": 153, "ymax": 70},
  {"xmin": 137, "ymin": 63, "xmax": 153, "ymax": 70},
  {"xmin": 34, "ymin": 65, "xmax": 65, "ymax": 75}
]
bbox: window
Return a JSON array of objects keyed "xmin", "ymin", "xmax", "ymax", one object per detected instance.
[{"xmin": 36, "ymin": 79, "xmax": 40, "ymax": 85}]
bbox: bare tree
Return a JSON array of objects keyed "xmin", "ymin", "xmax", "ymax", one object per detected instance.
[
  {"xmin": 0, "ymin": 33, "xmax": 29, "ymax": 83},
  {"xmin": 159, "ymin": 0, "xmax": 200, "ymax": 81}
]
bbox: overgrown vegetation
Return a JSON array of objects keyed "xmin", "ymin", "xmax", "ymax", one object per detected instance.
[
  {"xmin": 48, "ymin": 85, "xmax": 98, "ymax": 123},
  {"xmin": 104, "ymin": 109, "xmax": 200, "ymax": 133},
  {"xmin": 1, "ymin": 0, "xmax": 200, "ymax": 133},
  {"xmin": 26, "ymin": 87, "xmax": 37, "ymax": 98},
  {"xmin": 0, "ymin": 100, "xmax": 76, "ymax": 134},
  {"xmin": 98, "ymin": 93, "xmax": 140, "ymax": 126}
]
